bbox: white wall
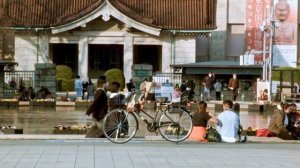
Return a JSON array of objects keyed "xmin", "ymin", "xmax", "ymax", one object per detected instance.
[
  {"xmin": 228, "ymin": 0, "xmax": 246, "ymax": 24},
  {"xmin": 15, "ymin": 35, "xmax": 49, "ymax": 71},
  {"xmin": 175, "ymin": 36, "xmax": 196, "ymax": 64}
]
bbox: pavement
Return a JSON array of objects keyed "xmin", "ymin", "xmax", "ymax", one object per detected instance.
[
  {"xmin": 0, "ymin": 139, "xmax": 300, "ymax": 168},
  {"xmin": 0, "ymin": 134, "xmax": 300, "ymax": 144}
]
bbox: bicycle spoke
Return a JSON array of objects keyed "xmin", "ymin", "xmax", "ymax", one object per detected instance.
[
  {"xmin": 103, "ymin": 109, "xmax": 138, "ymax": 144},
  {"xmin": 159, "ymin": 110, "xmax": 192, "ymax": 142}
]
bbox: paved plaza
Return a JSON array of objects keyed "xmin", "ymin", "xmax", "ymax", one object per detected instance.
[{"xmin": 0, "ymin": 139, "xmax": 299, "ymax": 168}]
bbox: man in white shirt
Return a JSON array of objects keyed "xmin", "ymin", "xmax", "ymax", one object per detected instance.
[{"xmin": 217, "ymin": 100, "xmax": 240, "ymax": 143}]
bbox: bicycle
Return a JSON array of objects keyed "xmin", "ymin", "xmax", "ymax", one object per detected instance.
[{"xmin": 102, "ymin": 92, "xmax": 193, "ymax": 144}]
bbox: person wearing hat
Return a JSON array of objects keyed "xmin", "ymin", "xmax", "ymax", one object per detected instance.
[{"xmin": 85, "ymin": 76, "xmax": 108, "ymax": 138}]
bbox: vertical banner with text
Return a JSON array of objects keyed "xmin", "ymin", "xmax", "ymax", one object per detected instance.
[{"xmin": 246, "ymin": 0, "xmax": 271, "ymax": 64}]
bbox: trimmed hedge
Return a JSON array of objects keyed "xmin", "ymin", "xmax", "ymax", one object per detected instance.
[
  {"xmin": 104, "ymin": 68, "xmax": 125, "ymax": 90},
  {"xmin": 273, "ymin": 67, "xmax": 300, "ymax": 82},
  {"xmin": 56, "ymin": 65, "xmax": 74, "ymax": 91},
  {"xmin": 57, "ymin": 78, "xmax": 74, "ymax": 91},
  {"xmin": 56, "ymin": 65, "xmax": 73, "ymax": 79}
]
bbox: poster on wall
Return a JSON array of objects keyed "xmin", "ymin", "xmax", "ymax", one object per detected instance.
[
  {"xmin": 256, "ymin": 81, "xmax": 270, "ymax": 102},
  {"xmin": 246, "ymin": 0, "xmax": 271, "ymax": 64},
  {"xmin": 273, "ymin": 0, "xmax": 298, "ymax": 68}
]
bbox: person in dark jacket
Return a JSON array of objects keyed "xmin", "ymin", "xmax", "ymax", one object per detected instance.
[
  {"xmin": 87, "ymin": 78, "xmax": 95, "ymax": 100},
  {"xmin": 268, "ymin": 103, "xmax": 295, "ymax": 140},
  {"xmin": 228, "ymin": 74, "xmax": 239, "ymax": 101},
  {"xmin": 126, "ymin": 79, "xmax": 135, "ymax": 92},
  {"xmin": 203, "ymin": 73, "xmax": 215, "ymax": 101},
  {"xmin": 85, "ymin": 76, "xmax": 108, "ymax": 138}
]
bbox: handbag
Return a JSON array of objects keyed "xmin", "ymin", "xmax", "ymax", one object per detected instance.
[{"xmin": 205, "ymin": 127, "xmax": 222, "ymax": 142}]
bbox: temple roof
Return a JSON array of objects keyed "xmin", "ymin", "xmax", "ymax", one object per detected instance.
[{"xmin": 0, "ymin": 0, "xmax": 216, "ymax": 30}]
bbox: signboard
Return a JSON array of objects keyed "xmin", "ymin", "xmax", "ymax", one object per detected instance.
[
  {"xmin": 155, "ymin": 83, "xmax": 173, "ymax": 101},
  {"xmin": 133, "ymin": 70, "xmax": 150, "ymax": 77},
  {"xmin": 256, "ymin": 81, "xmax": 270, "ymax": 102},
  {"xmin": 246, "ymin": 0, "xmax": 298, "ymax": 67},
  {"xmin": 240, "ymin": 53, "xmax": 255, "ymax": 65},
  {"xmin": 246, "ymin": 0, "xmax": 271, "ymax": 64},
  {"xmin": 161, "ymin": 83, "xmax": 173, "ymax": 101},
  {"xmin": 273, "ymin": 0, "xmax": 298, "ymax": 67}
]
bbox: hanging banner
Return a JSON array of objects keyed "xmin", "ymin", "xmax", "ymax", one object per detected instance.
[
  {"xmin": 273, "ymin": 0, "xmax": 298, "ymax": 67},
  {"xmin": 246, "ymin": 0, "xmax": 271, "ymax": 64}
]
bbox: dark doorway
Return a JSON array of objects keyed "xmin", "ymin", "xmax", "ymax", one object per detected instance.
[
  {"xmin": 133, "ymin": 45, "xmax": 162, "ymax": 72},
  {"xmin": 88, "ymin": 45, "xmax": 123, "ymax": 77},
  {"xmin": 50, "ymin": 44, "xmax": 78, "ymax": 72}
]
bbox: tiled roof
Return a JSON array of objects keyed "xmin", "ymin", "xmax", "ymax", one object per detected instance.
[
  {"xmin": 0, "ymin": 0, "xmax": 216, "ymax": 30},
  {"xmin": 110, "ymin": 0, "xmax": 217, "ymax": 30},
  {"xmin": 0, "ymin": 0, "xmax": 104, "ymax": 27}
]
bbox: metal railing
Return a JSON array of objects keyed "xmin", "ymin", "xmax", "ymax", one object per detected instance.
[
  {"xmin": 0, "ymin": 71, "xmax": 35, "ymax": 98},
  {"xmin": 153, "ymin": 73, "xmax": 182, "ymax": 85}
]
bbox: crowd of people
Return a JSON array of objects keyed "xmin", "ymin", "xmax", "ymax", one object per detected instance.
[
  {"xmin": 202, "ymin": 72, "xmax": 239, "ymax": 101},
  {"xmin": 189, "ymin": 100, "xmax": 245, "ymax": 143},
  {"xmin": 8, "ymin": 77, "xmax": 53, "ymax": 101}
]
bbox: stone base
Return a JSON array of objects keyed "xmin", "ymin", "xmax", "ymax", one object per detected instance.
[
  {"xmin": 75, "ymin": 101, "xmax": 93, "ymax": 110},
  {"xmin": 53, "ymin": 129, "xmax": 87, "ymax": 134},
  {"xmin": 248, "ymin": 104, "xmax": 264, "ymax": 112},
  {"xmin": 30, "ymin": 101, "xmax": 56, "ymax": 107},
  {"xmin": 1, "ymin": 129, "xmax": 23, "ymax": 134},
  {"xmin": 0, "ymin": 101, "xmax": 19, "ymax": 108}
]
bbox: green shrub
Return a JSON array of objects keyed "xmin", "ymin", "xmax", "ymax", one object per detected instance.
[
  {"xmin": 56, "ymin": 65, "xmax": 73, "ymax": 79},
  {"xmin": 56, "ymin": 66, "xmax": 74, "ymax": 91},
  {"xmin": 105, "ymin": 68, "xmax": 125, "ymax": 90},
  {"xmin": 273, "ymin": 67, "xmax": 300, "ymax": 82},
  {"xmin": 62, "ymin": 79, "xmax": 75, "ymax": 91}
]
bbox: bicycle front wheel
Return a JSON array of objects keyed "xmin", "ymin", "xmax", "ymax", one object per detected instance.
[
  {"xmin": 158, "ymin": 109, "xmax": 193, "ymax": 142},
  {"xmin": 103, "ymin": 109, "xmax": 138, "ymax": 144}
]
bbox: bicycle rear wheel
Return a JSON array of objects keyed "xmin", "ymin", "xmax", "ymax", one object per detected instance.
[
  {"xmin": 158, "ymin": 109, "xmax": 193, "ymax": 142},
  {"xmin": 103, "ymin": 109, "xmax": 138, "ymax": 144}
]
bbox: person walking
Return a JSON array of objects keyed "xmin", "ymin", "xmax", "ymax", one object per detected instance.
[
  {"xmin": 85, "ymin": 76, "xmax": 108, "ymax": 138},
  {"xmin": 203, "ymin": 72, "xmax": 215, "ymax": 101},
  {"xmin": 87, "ymin": 78, "xmax": 95, "ymax": 100},
  {"xmin": 139, "ymin": 78, "xmax": 148, "ymax": 102},
  {"xmin": 228, "ymin": 74, "xmax": 239, "ymax": 101},
  {"xmin": 145, "ymin": 76, "xmax": 157, "ymax": 101},
  {"xmin": 217, "ymin": 100, "xmax": 240, "ymax": 143},
  {"xmin": 180, "ymin": 80, "xmax": 187, "ymax": 92},
  {"xmin": 74, "ymin": 76, "xmax": 83, "ymax": 100},
  {"xmin": 171, "ymin": 84, "xmax": 181, "ymax": 103},
  {"xmin": 126, "ymin": 79, "xmax": 136, "ymax": 92},
  {"xmin": 214, "ymin": 80, "xmax": 222, "ymax": 101}
]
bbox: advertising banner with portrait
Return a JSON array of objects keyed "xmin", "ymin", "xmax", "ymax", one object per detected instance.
[
  {"xmin": 246, "ymin": 0, "xmax": 298, "ymax": 67},
  {"xmin": 273, "ymin": 0, "xmax": 298, "ymax": 68},
  {"xmin": 256, "ymin": 81, "xmax": 270, "ymax": 102},
  {"xmin": 246, "ymin": 0, "xmax": 271, "ymax": 64}
]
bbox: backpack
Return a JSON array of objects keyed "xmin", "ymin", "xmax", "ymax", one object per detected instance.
[{"xmin": 205, "ymin": 127, "xmax": 222, "ymax": 142}]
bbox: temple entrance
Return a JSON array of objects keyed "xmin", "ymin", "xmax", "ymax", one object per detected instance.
[
  {"xmin": 133, "ymin": 45, "xmax": 162, "ymax": 72},
  {"xmin": 88, "ymin": 44, "xmax": 123, "ymax": 77},
  {"xmin": 50, "ymin": 44, "xmax": 78, "ymax": 73}
]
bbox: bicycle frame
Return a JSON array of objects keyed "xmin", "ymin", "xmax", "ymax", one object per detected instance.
[{"xmin": 131, "ymin": 102, "xmax": 187, "ymax": 132}]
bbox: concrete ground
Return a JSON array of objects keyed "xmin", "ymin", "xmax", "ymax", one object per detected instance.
[{"xmin": 0, "ymin": 139, "xmax": 299, "ymax": 168}]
